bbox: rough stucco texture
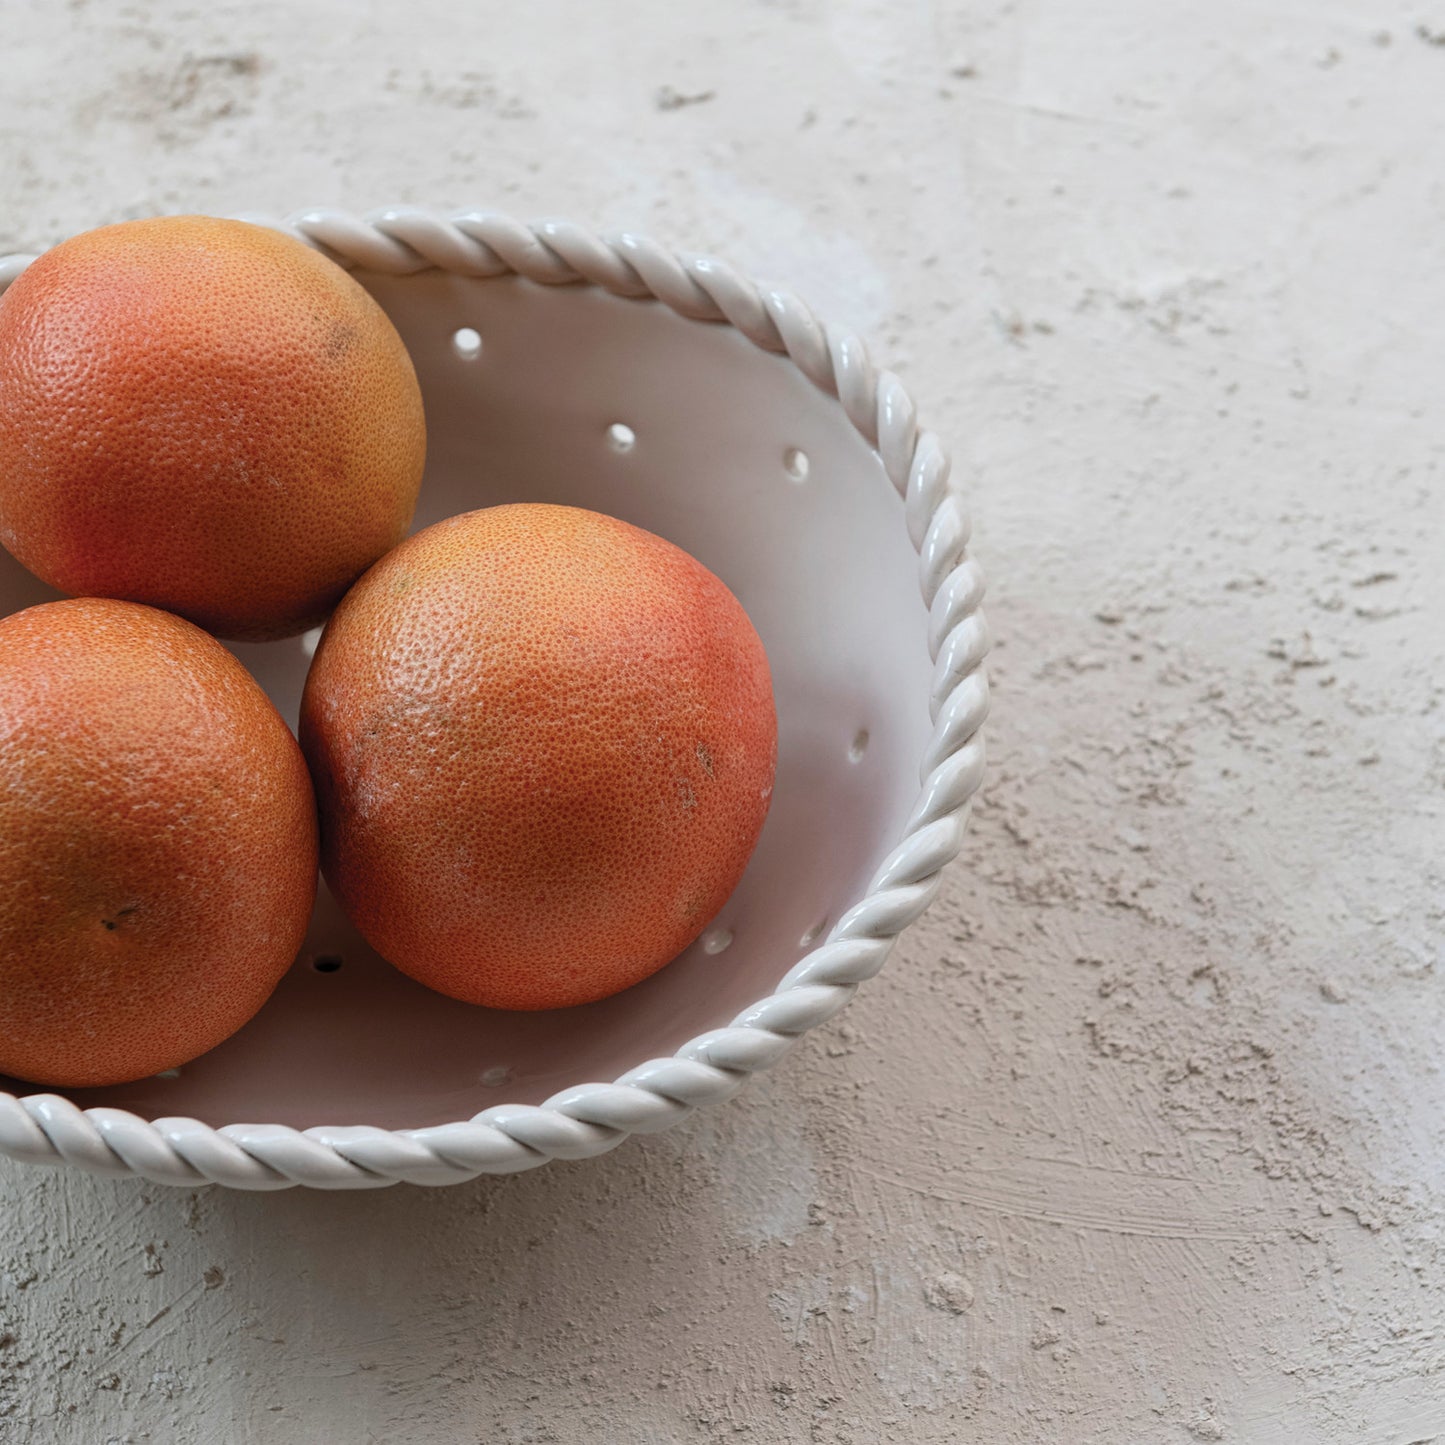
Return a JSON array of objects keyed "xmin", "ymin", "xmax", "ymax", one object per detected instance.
[{"xmin": 1, "ymin": 1, "xmax": 1442, "ymax": 1441}]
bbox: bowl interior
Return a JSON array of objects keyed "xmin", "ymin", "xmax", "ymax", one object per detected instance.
[{"xmin": 0, "ymin": 270, "xmax": 934, "ymax": 1128}]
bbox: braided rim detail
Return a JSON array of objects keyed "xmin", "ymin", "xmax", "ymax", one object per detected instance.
[{"xmin": 0, "ymin": 209, "xmax": 990, "ymax": 1190}]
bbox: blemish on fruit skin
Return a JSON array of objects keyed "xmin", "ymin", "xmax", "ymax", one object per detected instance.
[
  {"xmin": 324, "ymin": 319, "xmax": 358, "ymax": 360},
  {"xmin": 100, "ymin": 905, "xmax": 138, "ymax": 932},
  {"xmin": 696, "ymin": 742, "xmax": 714, "ymax": 778}
]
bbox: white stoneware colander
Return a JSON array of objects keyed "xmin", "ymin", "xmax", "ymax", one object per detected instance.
[{"xmin": 0, "ymin": 209, "xmax": 989, "ymax": 1189}]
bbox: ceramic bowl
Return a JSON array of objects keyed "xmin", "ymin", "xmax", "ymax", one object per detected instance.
[{"xmin": 0, "ymin": 210, "xmax": 989, "ymax": 1189}]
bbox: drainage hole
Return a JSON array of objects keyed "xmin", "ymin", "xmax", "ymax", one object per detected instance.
[{"xmin": 452, "ymin": 327, "xmax": 483, "ymax": 360}]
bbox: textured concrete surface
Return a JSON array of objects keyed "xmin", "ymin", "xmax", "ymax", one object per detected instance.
[{"xmin": 2, "ymin": 1, "xmax": 1443, "ymax": 1440}]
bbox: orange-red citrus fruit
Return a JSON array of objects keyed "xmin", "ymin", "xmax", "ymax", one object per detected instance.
[
  {"xmin": 0, "ymin": 215, "xmax": 425, "ymax": 641},
  {"xmin": 0, "ymin": 598, "xmax": 318, "ymax": 1086},
  {"xmin": 300, "ymin": 503, "xmax": 777, "ymax": 1010}
]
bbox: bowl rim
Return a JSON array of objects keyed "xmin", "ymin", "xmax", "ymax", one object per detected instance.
[{"xmin": 0, "ymin": 208, "xmax": 990, "ymax": 1190}]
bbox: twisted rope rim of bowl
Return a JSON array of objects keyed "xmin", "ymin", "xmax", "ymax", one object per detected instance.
[{"xmin": 0, "ymin": 208, "xmax": 990, "ymax": 1190}]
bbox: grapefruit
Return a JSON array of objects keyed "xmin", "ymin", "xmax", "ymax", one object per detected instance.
[
  {"xmin": 300, "ymin": 503, "xmax": 777, "ymax": 1010},
  {"xmin": 0, "ymin": 597, "xmax": 318, "ymax": 1086},
  {"xmin": 0, "ymin": 215, "xmax": 425, "ymax": 641}
]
